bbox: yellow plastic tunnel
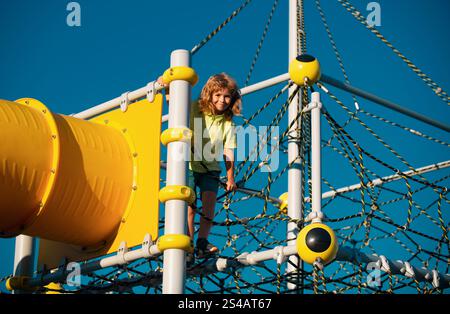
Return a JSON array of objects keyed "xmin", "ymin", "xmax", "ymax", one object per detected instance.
[{"xmin": 0, "ymin": 98, "xmax": 135, "ymax": 247}]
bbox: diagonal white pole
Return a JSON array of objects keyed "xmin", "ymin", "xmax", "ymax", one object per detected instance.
[
  {"xmin": 319, "ymin": 75, "xmax": 450, "ymax": 133},
  {"xmin": 305, "ymin": 160, "xmax": 450, "ymax": 203}
]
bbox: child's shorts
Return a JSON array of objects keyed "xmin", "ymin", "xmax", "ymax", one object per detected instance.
[{"xmin": 188, "ymin": 170, "xmax": 221, "ymax": 199}]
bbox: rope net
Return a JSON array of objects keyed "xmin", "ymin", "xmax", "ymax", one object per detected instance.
[{"xmin": 15, "ymin": 77, "xmax": 447, "ymax": 294}]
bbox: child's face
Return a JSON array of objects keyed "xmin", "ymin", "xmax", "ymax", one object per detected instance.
[{"xmin": 211, "ymin": 88, "xmax": 232, "ymax": 114}]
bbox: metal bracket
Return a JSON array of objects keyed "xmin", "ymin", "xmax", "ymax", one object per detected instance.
[
  {"xmin": 378, "ymin": 255, "xmax": 390, "ymax": 273},
  {"xmin": 273, "ymin": 246, "xmax": 287, "ymax": 265},
  {"xmin": 142, "ymin": 234, "xmax": 152, "ymax": 258},
  {"xmin": 237, "ymin": 252, "xmax": 258, "ymax": 266},
  {"xmin": 215, "ymin": 258, "xmax": 228, "ymax": 272},
  {"xmin": 117, "ymin": 241, "xmax": 128, "ymax": 265},
  {"xmin": 432, "ymin": 270, "xmax": 440, "ymax": 289},
  {"xmin": 302, "ymin": 100, "xmax": 322, "ymax": 113},
  {"xmin": 146, "ymin": 81, "xmax": 157, "ymax": 103},
  {"xmin": 236, "ymin": 252, "xmax": 250, "ymax": 265},
  {"xmin": 402, "ymin": 261, "xmax": 415, "ymax": 278},
  {"xmin": 425, "ymin": 269, "xmax": 440, "ymax": 288},
  {"xmin": 305, "ymin": 211, "xmax": 324, "ymax": 223},
  {"xmin": 120, "ymin": 92, "xmax": 130, "ymax": 112}
]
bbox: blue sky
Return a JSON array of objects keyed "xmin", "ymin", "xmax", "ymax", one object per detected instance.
[{"xmin": 0, "ymin": 0, "xmax": 449, "ymax": 293}]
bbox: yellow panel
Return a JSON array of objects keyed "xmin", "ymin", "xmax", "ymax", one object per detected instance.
[{"xmin": 38, "ymin": 95, "xmax": 163, "ymax": 269}]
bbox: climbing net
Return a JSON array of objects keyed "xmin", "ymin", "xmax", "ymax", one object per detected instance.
[
  {"xmin": 2, "ymin": 0, "xmax": 447, "ymax": 294},
  {"xmin": 179, "ymin": 0, "xmax": 449, "ymax": 294},
  {"xmin": 177, "ymin": 83, "xmax": 449, "ymax": 294}
]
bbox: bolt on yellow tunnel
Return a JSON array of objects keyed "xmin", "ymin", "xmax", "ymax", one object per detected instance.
[{"xmin": 0, "ymin": 95, "xmax": 162, "ymax": 269}]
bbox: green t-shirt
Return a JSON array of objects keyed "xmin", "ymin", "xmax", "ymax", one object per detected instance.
[{"xmin": 189, "ymin": 101, "xmax": 237, "ymax": 173}]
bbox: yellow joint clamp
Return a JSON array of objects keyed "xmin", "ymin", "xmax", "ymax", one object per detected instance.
[
  {"xmin": 6, "ymin": 276, "xmax": 38, "ymax": 292},
  {"xmin": 278, "ymin": 192, "xmax": 288, "ymax": 214},
  {"xmin": 162, "ymin": 66, "xmax": 199, "ymax": 86},
  {"xmin": 44, "ymin": 282, "xmax": 63, "ymax": 294},
  {"xmin": 161, "ymin": 127, "xmax": 192, "ymax": 146},
  {"xmin": 157, "ymin": 234, "xmax": 193, "ymax": 253},
  {"xmin": 159, "ymin": 185, "xmax": 195, "ymax": 204}
]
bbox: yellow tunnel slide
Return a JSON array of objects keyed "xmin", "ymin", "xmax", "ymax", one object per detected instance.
[{"xmin": 0, "ymin": 98, "xmax": 134, "ymax": 247}]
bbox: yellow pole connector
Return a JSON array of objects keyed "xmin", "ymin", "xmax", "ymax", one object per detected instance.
[
  {"xmin": 296, "ymin": 222, "xmax": 338, "ymax": 265},
  {"xmin": 6, "ymin": 276, "xmax": 38, "ymax": 292},
  {"xmin": 44, "ymin": 282, "xmax": 63, "ymax": 294},
  {"xmin": 161, "ymin": 127, "xmax": 192, "ymax": 146},
  {"xmin": 0, "ymin": 98, "xmax": 134, "ymax": 246},
  {"xmin": 162, "ymin": 66, "xmax": 199, "ymax": 86},
  {"xmin": 278, "ymin": 192, "xmax": 288, "ymax": 214},
  {"xmin": 289, "ymin": 54, "xmax": 321, "ymax": 86},
  {"xmin": 157, "ymin": 234, "xmax": 193, "ymax": 253},
  {"xmin": 159, "ymin": 185, "xmax": 195, "ymax": 204}
]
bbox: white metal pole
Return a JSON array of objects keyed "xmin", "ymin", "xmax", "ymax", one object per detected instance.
[
  {"xmin": 21, "ymin": 244, "xmax": 450, "ymax": 290},
  {"xmin": 310, "ymin": 92, "xmax": 323, "ymax": 223},
  {"xmin": 162, "ymin": 49, "xmax": 192, "ymax": 294},
  {"xmin": 240, "ymin": 73, "xmax": 291, "ymax": 96},
  {"xmin": 305, "ymin": 160, "xmax": 450, "ymax": 203},
  {"xmin": 287, "ymin": 0, "xmax": 303, "ymax": 291},
  {"xmin": 24, "ymin": 240, "xmax": 161, "ymax": 288},
  {"xmin": 73, "ymin": 83, "xmax": 165, "ymax": 120},
  {"xmin": 13, "ymin": 235, "xmax": 35, "ymax": 294}
]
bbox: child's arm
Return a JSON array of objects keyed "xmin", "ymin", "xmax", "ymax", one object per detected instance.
[{"xmin": 224, "ymin": 148, "xmax": 237, "ymax": 191}]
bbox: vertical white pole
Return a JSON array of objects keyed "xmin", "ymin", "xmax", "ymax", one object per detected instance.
[
  {"xmin": 162, "ymin": 49, "xmax": 192, "ymax": 294},
  {"xmin": 311, "ymin": 92, "xmax": 322, "ymax": 223},
  {"xmin": 287, "ymin": 0, "xmax": 303, "ymax": 291},
  {"xmin": 13, "ymin": 235, "xmax": 35, "ymax": 294}
]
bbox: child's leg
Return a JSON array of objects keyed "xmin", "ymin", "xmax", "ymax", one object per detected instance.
[
  {"xmin": 198, "ymin": 191, "xmax": 217, "ymax": 239},
  {"xmin": 187, "ymin": 205, "xmax": 196, "ymax": 239}
]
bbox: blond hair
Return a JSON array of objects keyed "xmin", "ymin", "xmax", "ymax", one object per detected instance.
[{"xmin": 198, "ymin": 73, "xmax": 242, "ymax": 121}]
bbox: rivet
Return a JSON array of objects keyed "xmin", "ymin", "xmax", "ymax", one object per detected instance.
[
  {"xmin": 133, "ymin": 152, "xmax": 138, "ymax": 158},
  {"xmin": 122, "ymin": 128, "xmax": 127, "ymax": 133},
  {"xmin": 132, "ymin": 185, "xmax": 138, "ymax": 191},
  {"xmin": 42, "ymin": 109, "xmax": 47, "ymax": 114},
  {"xmin": 104, "ymin": 120, "xmax": 109, "ymax": 124},
  {"xmin": 51, "ymin": 135, "xmax": 57, "ymax": 139},
  {"xmin": 50, "ymin": 169, "xmax": 56, "ymax": 174}
]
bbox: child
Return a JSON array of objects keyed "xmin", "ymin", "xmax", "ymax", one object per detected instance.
[{"xmin": 159, "ymin": 73, "xmax": 241, "ymax": 258}]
